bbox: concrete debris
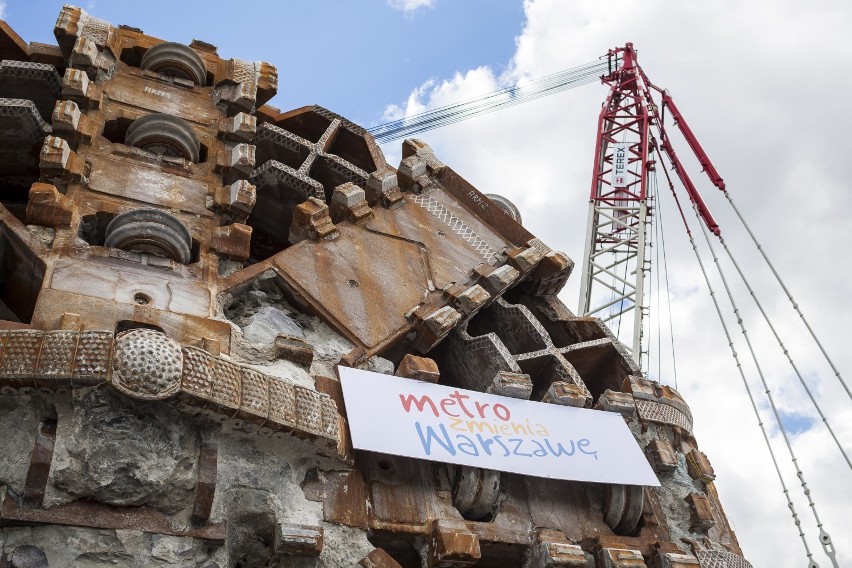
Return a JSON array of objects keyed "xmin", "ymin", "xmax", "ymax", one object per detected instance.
[
  {"xmin": 47, "ymin": 388, "xmax": 199, "ymax": 513},
  {"xmin": 0, "ymin": 526, "xmax": 226, "ymax": 567},
  {"xmin": 359, "ymin": 355, "xmax": 395, "ymax": 376},
  {"xmin": 7, "ymin": 545, "xmax": 49, "ymax": 568},
  {"xmin": 242, "ymin": 306, "xmax": 305, "ymax": 344}
]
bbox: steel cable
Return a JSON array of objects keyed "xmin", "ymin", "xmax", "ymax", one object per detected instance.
[
  {"xmin": 648, "ymin": 67, "xmax": 843, "ymax": 564},
  {"xmin": 645, "ymin": 217, "xmax": 654, "ymax": 377},
  {"xmin": 369, "ymin": 60, "xmax": 605, "ymax": 134},
  {"xmin": 656, "ymin": 176, "xmax": 679, "ymax": 389},
  {"xmin": 655, "ymin": 148, "xmax": 819, "ymax": 568},
  {"xmin": 693, "ymin": 205, "xmax": 840, "ymax": 568},
  {"xmin": 713, "ymin": 233, "xmax": 851, "ymax": 473},
  {"xmin": 369, "ymin": 59, "xmax": 608, "ymax": 143},
  {"xmin": 652, "ymin": 176, "xmax": 663, "ymax": 383},
  {"xmin": 722, "ymin": 193, "xmax": 852, "ymax": 404},
  {"xmin": 371, "ymin": 69, "xmax": 604, "ymax": 142}
]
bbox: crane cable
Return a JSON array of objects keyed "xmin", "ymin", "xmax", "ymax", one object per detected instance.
[
  {"xmin": 692, "ymin": 206, "xmax": 839, "ymax": 568},
  {"xmin": 368, "ymin": 59, "xmax": 608, "ymax": 143},
  {"xmin": 722, "ymin": 193, "xmax": 852, "ymax": 403},
  {"xmin": 643, "ymin": 209, "xmax": 653, "ymax": 377},
  {"xmin": 614, "ymin": 250, "xmax": 627, "ymax": 339},
  {"xmin": 645, "ymin": 175, "xmax": 659, "ymax": 379},
  {"xmin": 655, "ymin": 147, "xmax": 820, "ymax": 568},
  {"xmin": 369, "ymin": 59, "xmax": 605, "ymax": 141},
  {"xmin": 651, "ymin": 175, "xmax": 664, "ymax": 384},
  {"xmin": 714, "ymin": 233, "xmax": 851, "ymax": 472},
  {"xmin": 660, "ymin": 140, "xmax": 840, "ymax": 566},
  {"xmin": 656, "ymin": 176, "xmax": 679, "ymax": 389}
]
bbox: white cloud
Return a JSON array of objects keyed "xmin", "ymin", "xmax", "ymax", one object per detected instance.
[
  {"xmin": 386, "ymin": 0, "xmax": 435, "ymax": 14},
  {"xmin": 378, "ymin": 0, "xmax": 852, "ymax": 565},
  {"xmin": 0, "ymin": 2, "xmax": 6, "ymax": 20},
  {"xmin": 381, "ymin": 66, "xmax": 499, "ymax": 123}
]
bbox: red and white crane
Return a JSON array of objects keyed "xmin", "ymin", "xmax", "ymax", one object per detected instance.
[{"xmin": 578, "ymin": 43, "xmax": 720, "ymax": 366}]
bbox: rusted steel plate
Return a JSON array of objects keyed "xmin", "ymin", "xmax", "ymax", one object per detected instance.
[
  {"xmin": 101, "ymin": 72, "xmax": 219, "ymax": 126},
  {"xmin": 322, "ymin": 470, "xmax": 369, "ymax": 529},
  {"xmin": 191, "ymin": 444, "xmax": 218, "ymax": 523},
  {"xmin": 48, "ymin": 257, "xmax": 212, "ymax": 318},
  {"xmin": 87, "ymin": 154, "xmax": 212, "ymax": 217},
  {"xmin": 526, "ymin": 477, "xmax": 611, "ymax": 543},
  {"xmin": 0, "ymin": 21, "xmax": 30, "ymax": 61},
  {"xmin": 359, "ymin": 548, "xmax": 404, "ymax": 568},
  {"xmin": 22, "ymin": 419, "xmax": 56, "ymax": 506},
  {"xmin": 362, "ymin": 454, "xmax": 431, "ymax": 526},
  {"xmin": 404, "ymin": 185, "xmax": 512, "ymax": 264},
  {"xmin": 275, "ymin": 223, "xmax": 430, "ymax": 350},
  {"xmin": 0, "ymin": 490, "xmax": 225, "ymax": 542},
  {"xmin": 366, "ymin": 189, "xmax": 505, "ymax": 289},
  {"xmin": 31, "ymin": 289, "xmax": 231, "ymax": 352},
  {"xmin": 436, "ymin": 166, "xmax": 534, "ymax": 247}
]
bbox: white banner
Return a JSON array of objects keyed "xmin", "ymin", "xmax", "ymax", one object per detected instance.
[
  {"xmin": 610, "ymin": 142, "xmax": 630, "ymax": 187},
  {"xmin": 339, "ymin": 367, "xmax": 659, "ymax": 486}
]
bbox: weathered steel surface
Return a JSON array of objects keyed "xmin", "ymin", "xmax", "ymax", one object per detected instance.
[
  {"xmin": 21, "ymin": 419, "xmax": 56, "ymax": 507},
  {"xmin": 0, "ymin": 6, "xmax": 749, "ymax": 568},
  {"xmin": 0, "ymin": 328, "xmax": 341, "ymax": 454},
  {"xmin": 0, "ymin": 489, "xmax": 227, "ymax": 542}
]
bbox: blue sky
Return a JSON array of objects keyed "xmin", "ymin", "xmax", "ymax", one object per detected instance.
[
  {"xmin": 3, "ymin": 1, "xmax": 851, "ymax": 565},
  {"xmin": 4, "ymin": 0, "xmax": 522, "ymax": 124},
  {"xmin": 779, "ymin": 411, "xmax": 815, "ymax": 436}
]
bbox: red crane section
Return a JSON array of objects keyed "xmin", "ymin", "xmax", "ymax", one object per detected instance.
[
  {"xmin": 660, "ymin": 93, "xmax": 727, "ymax": 193},
  {"xmin": 588, "ymin": 43, "xmax": 650, "ymax": 204}
]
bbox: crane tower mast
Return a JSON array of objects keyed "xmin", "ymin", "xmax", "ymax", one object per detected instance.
[
  {"xmin": 578, "ymin": 44, "xmax": 653, "ymax": 365},
  {"xmin": 578, "ymin": 43, "xmax": 719, "ymax": 367}
]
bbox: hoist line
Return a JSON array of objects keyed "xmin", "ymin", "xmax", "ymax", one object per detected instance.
[
  {"xmin": 615, "ymin": 214, "xmax": 634, "ymax": 347},
  {"xmin": 369, "ymin": 60, "xmax": 605, "ymax": 136},
  {"xmin": 370, "ymin": 58, "xmax": 605, "ymax": 130},
  {"xmin": 652, "ymin": 175, "xmax": 663, "ymax": 384},
  {"xmin": 714, "ymin": 233, "xmax": 851, "ymax": 472},
  {"xmin": 371, "ymin": 67, "xmax": 604, "ymax": 143},
  {"xmin": 693, "ymin": 206, "xmax": 840, "ymax": 568},
  {"xmin": 372, "ymin": 72, "xmax": 600, "ymax": 139},
  {"xmin": 655, "ymin": 177, "xmax": 679, "ymax": 390},
  {"xmin": 722, "ymin": 193, "xmax": 852, "ymax": 404},
  {"xmin": 650, "ymin": 77, "xmax": 845, "ymax": 563},
  {"xmin": 615, "ymin": 249, "xmax": 628, "ymax": 341},
  {"xmin": 655, "ymin": 150, "xmax": 819, "ymax": 567},
  {"xmin": 369, "ymin": 59, "xmax": 608, "ymax": 143},
  {"xmin": 645, "ymin": 208, "xmax": 654, "ymax": 377}
]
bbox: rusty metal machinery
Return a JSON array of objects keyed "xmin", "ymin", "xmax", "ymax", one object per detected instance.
[{"xmin": 0, "ymin": 7, "xmax": 751, "ymax": 568}]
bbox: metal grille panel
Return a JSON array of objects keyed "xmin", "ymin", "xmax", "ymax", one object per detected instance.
[
  {"xmin": 635, "ymin": 399, "xmax": 693, "ymax": 432},
  {"xmin": 697, "ymin": 551, "xmax": 753, "ymax": 568},
  {"xmin": 411, "ymin": 193, "xmax": 497, "ymax": 262}
]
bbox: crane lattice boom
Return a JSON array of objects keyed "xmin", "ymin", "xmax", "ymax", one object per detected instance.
[{"xmin": 578, "ymin": 43, "xmax": 723, "ymax": 365}]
